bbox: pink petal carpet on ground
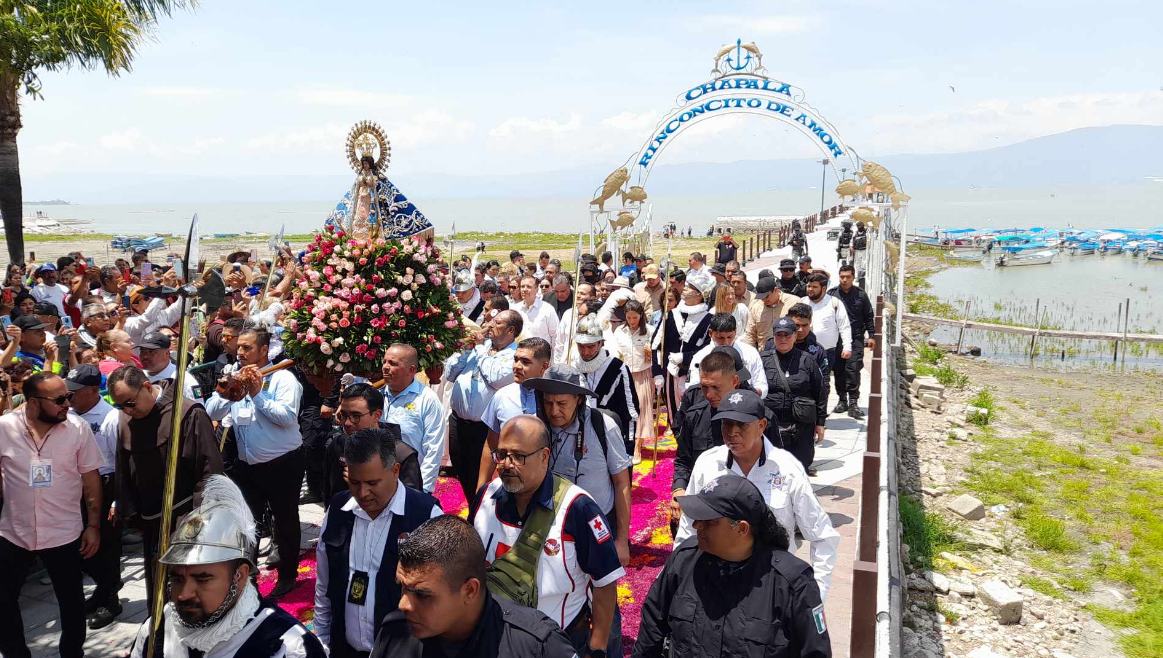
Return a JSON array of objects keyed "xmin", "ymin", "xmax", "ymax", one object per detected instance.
[{"xmin": 260, "ymin": 434, "xmax": 678, "ymax": 657}]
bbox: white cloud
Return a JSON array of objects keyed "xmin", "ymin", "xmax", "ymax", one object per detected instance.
[
  {"xmin": 388, "ymin": 110, "xmax": 475, "ymax": 149},
  {"xmin": 601, "ymin": 111, "xmax": 661, "ymax": 132},
  {"xmin": 295, "ymin": 86, "xmax": 412, "ymax": 109},
  {"xmin": 867, "ymin": 91, "xmax": 1163, "ymax": 153},
  {"xmin": 99, "ymin": 128, "xmax": 142, "ymax": 150},
  {"xmin": 245, "ymin": 123, "xmax": 349, "ymax": 154},
  {"xmin": 488, "ymin": 112, "xmax": 583, "ymax": 138},
  {"xmin": 180, "ymin": 136, "xmax": 228, "ymax": 155},
  {"xmin": 702, "ymin": 14, "xmax": 816, "ymax": 35}
]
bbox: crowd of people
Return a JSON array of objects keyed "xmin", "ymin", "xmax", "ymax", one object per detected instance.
[{"xmin": 0, "ymin": 227, "xmax": 874, "ymax": 658}]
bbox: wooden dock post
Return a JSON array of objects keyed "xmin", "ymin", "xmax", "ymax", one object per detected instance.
[{"xmin": 955, "ymin": 300, "xmax": 972, "ymax": 354}]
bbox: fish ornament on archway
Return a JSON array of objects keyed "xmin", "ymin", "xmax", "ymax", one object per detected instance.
[
  {"xmin": 835, "ymin": 179, "xmax": 862, "ymax": 200},
  {"xmin": 859, "ymin": 161, "xmax": 911, "ymax": 210},
  {"xmin": 590, "ymin": 167, "xmax": 630, "ymax": 213},
  {"xmin": 620, "ymin": 186, "xmax": 648, "ymax": 205}
]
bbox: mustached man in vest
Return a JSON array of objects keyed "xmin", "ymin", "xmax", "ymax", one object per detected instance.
[
  {"xmin": 571, "ymin": 314, "xmax": 640, "ymax": 456},
  {"xmin": 371, "ymin": 515, "xmax": 578, "ymax": 658},
  {"xmin": 315, "ymin": 427, "xmax": 441, "ymax": 658},
  {"xmin": 130, "ymin": 476, "xmax": 326, "ymax": 658},
  {"xmin": 470, "ymin": 415, "xmax": 625, "ymax": 658},
  {"xmin": 453, "ymin": 269, "xmax": 486, "ymax": 325}
]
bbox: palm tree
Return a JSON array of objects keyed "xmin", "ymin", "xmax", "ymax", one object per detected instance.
[{"xmin": 0, "ymin": 1, "xmax": 195, "ymax": 264}]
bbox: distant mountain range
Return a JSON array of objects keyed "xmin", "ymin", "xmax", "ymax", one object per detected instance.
[{"xmin": 23, "ymin": 124, "xmax": 1163, "ymax": 204}]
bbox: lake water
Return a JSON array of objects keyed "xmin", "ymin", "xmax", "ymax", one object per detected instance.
[
  {"xmin": 28, "ymin": 183, "xmax": 1163, "ymax": 371},
  {"xmin": 30, "ymin": 182, "xmax": 1163, "ymax": 236}
]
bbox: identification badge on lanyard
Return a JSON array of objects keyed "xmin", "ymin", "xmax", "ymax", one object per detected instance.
[
  {"xmin": 237, "ymin": 406, "xmax": 254, "ymax": 426},
  {"xmin": 30, "ymin": 458, "xmax": 53, "ymax": 487},
  {"xmin": 348, "ymin": 570, "xmax": 370, "ymax": 605}
]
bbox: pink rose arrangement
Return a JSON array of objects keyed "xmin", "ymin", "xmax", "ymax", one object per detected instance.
[{"xmin": 283, "ymin": 225, "xmax": 467, "ymax": 374}]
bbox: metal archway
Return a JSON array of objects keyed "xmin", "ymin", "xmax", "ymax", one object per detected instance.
[{"xmin": 587, "ymin": 39, "xmax": 868, "ymax": 248}]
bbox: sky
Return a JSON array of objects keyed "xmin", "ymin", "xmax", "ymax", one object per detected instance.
[{"xmin": 21, "ymin": 0, "xmax": 1163, "ymax": 181}]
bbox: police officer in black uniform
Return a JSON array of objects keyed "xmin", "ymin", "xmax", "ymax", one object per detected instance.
[
  {"xmin": 836, "ymin": 220, "xmax": 853, "ymax": 266},
  {"xmin": 634, "ymin": 474, "xmax": 832, "ymax": 658},
  {"xmin": 671, "ymin": 348, "xmax": 753, "ymax": 530},
  {"xmin": 796, "ymin": 256, "xmax": 813, "ymax": 286},
  {"xmin": 758, "ymin": 317, "xmax": 828, "ymax": 473},
  {"xmin": 371, "ymin": 515, "xmax": 578, "ymax": 658},
  {"xmin": 827, "ymin": 264, "xmax": 875, "ymax": 420},
  {"xmin": 777, "ymin": 259, "xmax": 806, "ymax": 296}
]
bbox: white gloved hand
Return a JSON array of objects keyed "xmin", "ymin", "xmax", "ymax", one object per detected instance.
[{"xmin": 668, "ymin": 353, "xmax": 683, "ymax": 366}]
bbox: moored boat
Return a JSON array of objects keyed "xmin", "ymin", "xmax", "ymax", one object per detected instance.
[{"xmin": 998, "ymin": 249, "xmax": 1057, "ymax": 267}]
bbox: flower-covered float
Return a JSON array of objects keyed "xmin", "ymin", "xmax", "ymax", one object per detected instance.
[{"xmin": 282, "ymin": 121, "xmax": 466, "ymax": 378}]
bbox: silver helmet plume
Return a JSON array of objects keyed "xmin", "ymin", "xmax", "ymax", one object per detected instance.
[{"xmin": 160, "ymin": 475, "xmax": 257, "ymax": 568}]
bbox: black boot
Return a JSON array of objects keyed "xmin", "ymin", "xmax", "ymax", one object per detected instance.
[
  {"xmin": 832, "ymin": 395, "xmax": 848, "ymax": 414},
  {"xmin": 849, "ymin": 401, "xmax": 866, "ymax": 419}
]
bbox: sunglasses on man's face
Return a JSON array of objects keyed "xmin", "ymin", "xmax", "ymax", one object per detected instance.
[
  {"xmin": 112, "ymin": 384, "xmax": 145, "ymax": 409},
  {"xmin": 33, "ymin": 393, "xmax": 73, "ymax": 406}
]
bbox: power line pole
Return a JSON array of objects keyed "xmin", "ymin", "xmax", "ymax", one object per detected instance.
[{"xmin": 819, "ymin": 158, "xmax": 830, "ymax": 219}]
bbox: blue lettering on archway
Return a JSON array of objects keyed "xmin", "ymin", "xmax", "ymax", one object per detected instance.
[{"xmin": 638, "ymin": 96, "xmax": 844, "ymax": 167}]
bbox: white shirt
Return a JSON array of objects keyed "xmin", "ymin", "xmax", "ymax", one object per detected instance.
[
  {"xmin": 148, "ymin": 362, "xmax": 177, "ymax": 383},
  {"xmin": 806, "ymin": 294, "xmax": 852, "ymax": 352},
  {"xmin": 148, "ymin": 361, "xmax": 201, "ymax": 399},
  {"xmin": 31, "ymin": 282, "xmax": 70, "ymax": 318},
  {"xmin": 553, "ymin": 307, "xmax": 579, "ymax": 364},
  {"xmin": 674, "ymin": 440, "xmax": 840, "ymax": 601},
  {"xmin": 76, "ymin": 400, "xmax": 119, "ymax": 477},
  {"xmin": 731, "ymin": 302, "xmax": 751, "ymax": 337},
  {"xmin": 686, "ymin": 339, "xmax": 769, "ymax": 399},
  {"xmin": 314, "ymin": 485, "xmax": 441, "ymax": 651},
  {"xmin": 517, "ymin": 297, "xmax": 559, "ymax": 345}
]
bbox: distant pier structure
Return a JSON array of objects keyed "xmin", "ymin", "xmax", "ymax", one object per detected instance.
[{"xmin": 711, "ymin": 215, "xmax": 800, "ymax": 235}]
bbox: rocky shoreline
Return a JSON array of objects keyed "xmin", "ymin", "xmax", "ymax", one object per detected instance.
[{"xmin": 894, "ymin": 351, "xmax": 1128, "ymax": 658}]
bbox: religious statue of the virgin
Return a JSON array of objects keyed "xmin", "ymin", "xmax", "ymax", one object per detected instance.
[{"xmin": 325, "ymin": 120, "xmax": 434, "ymax": 242}]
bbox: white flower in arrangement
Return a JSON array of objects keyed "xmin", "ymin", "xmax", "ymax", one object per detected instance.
[{"xmin": 401, "ymin": 290, "xmax": 413, "ymax": 301}]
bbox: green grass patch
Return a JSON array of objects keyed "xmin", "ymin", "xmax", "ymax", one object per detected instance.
[
  {"xmin": 968, "ymin": 388, "xmax": 995, "ymax": 426},
  {"xmin": 1020, "ymin": 512, "xmax": 1079, "ymax": 553},
  {"xmin": 915, "ymin": 344, "xmax": 944, "ymax": 365},
  {"xmin": 1022, "ymin": 575, "xmax": 1067, "ymax": 600},
  {"xmin": 935, "ymin": 601, "xmax": 962, "ymax": 624},
  {"xmin": 900, "ymin": 496, "xmax": 962, "ymax": 570}
]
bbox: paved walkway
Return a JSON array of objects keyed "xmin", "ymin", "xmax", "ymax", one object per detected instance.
[
  {"xmin": 18, "ymin": 217, "xmax": 868, "ymax": 658},
  {"xmin": 744, "ymin": 215, "xmax": 871, "ymax": 658}
]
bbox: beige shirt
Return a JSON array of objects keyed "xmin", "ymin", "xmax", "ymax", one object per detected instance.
[
  {"xmin": 634, "ymin": 280, "xmax": 666, "ymax": 318},
  {"xmin": 742, "ymin": 292, "xmax": 802, "ymax": 348}
]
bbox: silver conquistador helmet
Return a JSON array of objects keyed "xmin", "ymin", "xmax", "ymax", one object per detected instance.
[{"xmin": 160, "ymin": 475, "xmax": 257, "ymax": 568}]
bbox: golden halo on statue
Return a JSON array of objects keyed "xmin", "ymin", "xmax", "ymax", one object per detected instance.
[{"xmin": 345, "ymin": 120, "xmax": 391, "ymax": 175}]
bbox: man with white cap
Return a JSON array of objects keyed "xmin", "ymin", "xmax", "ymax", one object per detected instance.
[
  {"xmin": 673, "ymin": 388, "xmax": 839, "ymax": 602},
  {"xmin": 571, "ymin": 315, "xmax": 640, "ymax": 456},
  {"xmin": 129, "ymin": 475, "xmax": 326, "ymax": 658},
  {"xmin": 453, "ymin": 269, "xmax": 486, "ymax": 325}
]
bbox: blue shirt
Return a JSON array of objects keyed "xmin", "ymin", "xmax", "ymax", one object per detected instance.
[
  {"xmin": 205, "ymin": 369, "xmax": 302, "ymax": 464},
  {"xmin": 481, "ymin": 382, "xmax": 537, "ymax": 435},
  {"xmin": 445, "ymin": 340, "xmax": 516, "ymax": 421},
  {"xmin": 383, "ymin": 378, "xmax": 446, "ymax": 492},
  {"xmin": 548, "ymin": 408, "xmax": 631, "ymax": 516},
  {"xmin": 470, "ymin": 472, "xmax": 623, "ymax": 587}
]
